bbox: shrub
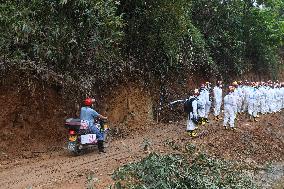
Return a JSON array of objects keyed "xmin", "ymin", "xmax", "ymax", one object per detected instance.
[{"xmin": 111, "ymin": 153, "xmax": 258, "ymax": 189}]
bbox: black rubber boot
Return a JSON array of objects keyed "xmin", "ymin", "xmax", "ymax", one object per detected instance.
[{"xmin": 98, "ymin": 140, "xmax": 106, "ymax": 153}]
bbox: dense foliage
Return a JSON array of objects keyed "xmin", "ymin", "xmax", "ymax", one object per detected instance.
[
  {"xmin": 111, "ymin": 153, "xmax": 258, "ymax": 189},
  {"xmin": 191, "ymin": 0, "xmax": 284, "ymax": 78},
  {"xmin": 1, "ymin": 0, "xmax": 284, "ymax": 81},
  {"xmin": 1, "ymin": 0, "xmax": 123, "ymax": 71},
  {"xmin": 118, "ymin": 0, "xmax": 216, "ymax": 78}
]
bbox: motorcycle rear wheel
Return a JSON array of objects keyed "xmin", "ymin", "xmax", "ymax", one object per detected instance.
[{"xmin": 67, "ymin": 141, "xmax": 82, "ymax": 156}]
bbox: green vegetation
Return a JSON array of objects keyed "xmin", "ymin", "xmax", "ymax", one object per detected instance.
[
  {"xmin": 118, "ymin": 0, "xmax": 216, "ymax": 78},
  {"xmin": 190, "ymin": 0, "xmax": 284, "ymax": 78},
  {"xmin": 111, "ymin": 152, "xmax": 258, "ymax": 189},
  {"xmin": 1, "ymin": 0, "xmax": 284, "ymax": 81},
  {"xmin": 1, "ymin": 0, "xmax": 123, "ymax": 71}
]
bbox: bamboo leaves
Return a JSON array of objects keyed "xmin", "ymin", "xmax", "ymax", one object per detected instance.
[{"xmin": 112, "ymin": 153, "xmax": 258, "ymax": 189}]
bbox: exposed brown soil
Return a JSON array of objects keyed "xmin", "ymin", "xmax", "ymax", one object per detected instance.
[
  {"xmin": 192, "ymin": 112, "xmax": 284, "ymax": 164},
  {"xmin": 0, "ymin": 107, "xmax": 283, "ymax": 188},
  {"xmin": 0, "ymin": 83, "xmax": 67, "ymax": 160},
  {"xmin": 0, "ymin": 77, "xmax": 155, "ymax": 160},
  {"xmin": 102, "ymin": 84, "xmax": 154, "ymax": 132},
  {"xmin": 0, "ymin": 72, "xmax": 283, "ymax": 188}
]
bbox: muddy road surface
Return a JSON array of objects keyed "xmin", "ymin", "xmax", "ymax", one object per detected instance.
[
  {"xmin": 0, "ymin": 123, "xmax": 176, "ymax": 189},
  {"xmin": 0, "ymin": 111, "xmax": 283, "ymax": 188}
]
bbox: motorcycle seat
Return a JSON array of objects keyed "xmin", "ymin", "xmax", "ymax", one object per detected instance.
[{"xmin": 65, "ymin": 118, "xmax": 81, "ymax": 130}]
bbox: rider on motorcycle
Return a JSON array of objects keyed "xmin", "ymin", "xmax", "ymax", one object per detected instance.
[{"xmin": 80, "ymin": 98, "xmax": 108, "ymax": 153}]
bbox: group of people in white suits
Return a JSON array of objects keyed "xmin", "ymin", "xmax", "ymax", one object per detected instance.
[{"xmin": 186, "ymin": 80, "xmax": 284, "ymax": 137}]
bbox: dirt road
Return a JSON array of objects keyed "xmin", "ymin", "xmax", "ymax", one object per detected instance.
[
  {"xmin": 0, "ymin": 123, "xmax": 178, "ymax": 189},
  {"xmin": 0, "ymin": 111, "xmax": 283, "ymax": 189}
]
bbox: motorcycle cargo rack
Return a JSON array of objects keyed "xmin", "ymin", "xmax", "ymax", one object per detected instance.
[{"xmin": 65, "ymin": 118, "xmax": 81, "ymax": 130}]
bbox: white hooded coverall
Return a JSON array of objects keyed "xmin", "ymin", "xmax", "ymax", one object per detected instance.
[
  {"xmin": 186, "ymin": 97, "xmax": 198, "ymax": 131},
  {"xmin": 197, "ymin": 94, "xmax": 206, "ymax": 118},
  {"xmin": 223, "ymin": 92, "xmax": 237, "ymax": 128},
  {"xmin": 213, "ymin": 86, "xmax": 222, "ymax": 117}
]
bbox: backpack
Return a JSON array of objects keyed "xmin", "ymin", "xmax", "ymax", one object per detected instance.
[{"xmin": 184, "ymin": 97, "xmax": 195, "ymax": 113}]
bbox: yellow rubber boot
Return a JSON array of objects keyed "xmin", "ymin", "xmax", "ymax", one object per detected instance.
[{"xmin": 191, "ymin": 131, "xmax": 197, "ymax": 137}]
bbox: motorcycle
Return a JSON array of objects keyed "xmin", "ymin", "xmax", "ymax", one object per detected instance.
[{"xmin": 64, "ymin": 118, "xmax": 110, "ymax": 155}]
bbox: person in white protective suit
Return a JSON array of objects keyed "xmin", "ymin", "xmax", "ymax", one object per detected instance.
[
  {"xmin": 204, "ymin": 82, "xmax": 212, "ymax": 123},
  {"xmin": 186, "ymin": 89, "xmax": 200, "ymax": 137},
  {"xmin": 241, "ymin": 81, "xmax": 250, "ymax": 113},
  {"xmin": 223, "ymin": 86, "xmax": 237, "ymax": 130},
  {"xmin": 267, "ymin": 84, "xmax": 277, "ymax": 113},
  {"xmin": 275, "ymin": 84, "xmax": 282, "ymax": 112},
  {"xmin": 213, "ymin": 81, "xmax": 223, "ymax": 120},
  {"xmin": 281, "ymin": 83, "xmax": 284, "ymax": 109},
  {"xmin": 247, "ymin": 82, "xmax": 260, "ymax": 121},
  {"xmin": 258, "ymin": 82, "xmax": 268, "ymax": 114},
  {"xmin": 232, "ymin": 81, "xmax": 243, "ymax": 115},
  {"xmin": 197, "ymin": 84, "xmax": 207, "ymax": 125}
]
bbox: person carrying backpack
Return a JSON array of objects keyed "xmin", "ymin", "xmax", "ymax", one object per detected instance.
[
  {"xmin": 184, "ymin": 89, "xmax": 199, "ymax": 137},
  {"xmin": 197, "ymin": 84, "xmax": 206, "ymax": 125}
]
